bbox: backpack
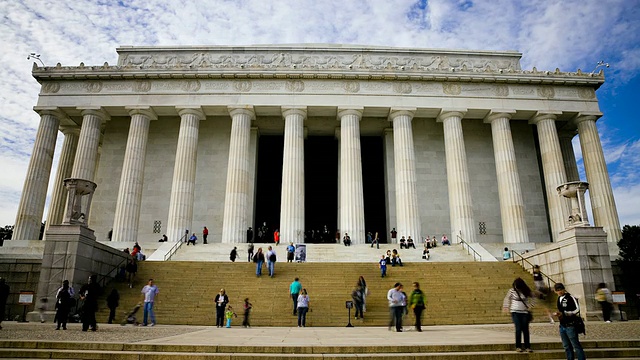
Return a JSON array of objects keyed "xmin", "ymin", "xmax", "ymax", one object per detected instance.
[
  {"xmin": 413, "ymin": 290, "xmax": 425, "ymax": 307},
  {"xmin": 269, "ymin": 253, "xmax": 277, "ymax": 262}
]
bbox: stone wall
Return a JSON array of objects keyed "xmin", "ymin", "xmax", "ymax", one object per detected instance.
[{"xmin": 0, "ymin": 258, "xmax": 41, "ymax": 321}]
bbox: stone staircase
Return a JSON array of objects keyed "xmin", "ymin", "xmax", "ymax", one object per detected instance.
[{"xmin": 96, "ymin": 261, "xmax": 552, "ymax": 327}]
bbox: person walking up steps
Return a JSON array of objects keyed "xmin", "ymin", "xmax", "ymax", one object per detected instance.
[
  {"xmin": 290, "ymin": 277, "xmax": 302, "ymax": 315},
  {"xmin": 297, "ymin": 289, "xmax": 310, "ymax": 327},
  {"xmin": 266, "ymin": 246, "xmax": 276, "ymax": 277}
]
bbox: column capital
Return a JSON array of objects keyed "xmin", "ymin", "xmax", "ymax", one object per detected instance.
[
  {"xmin": 337, "ymin": 107, "xmax": 364, "ymax": 120},
  {"xmin": 228, "ymin": 105, "xmax": 256, "ymax": 120},
  {"xmin": 558, "ymin": 129, "xmax": 578, "ymax": 140},
  {"xmin": 59, "ymin": 125, "xmax": 80, "ymax": 136},
  {"xmin": 33, "ymin": 106, "xmax": 66, "ymax": 119},
  {"xmin": 176, "ymin": 107, "xmax": 206, "ymax": 120},
  {"xmin": 77, "ymin": 107, "xmax": 111, "ymax": 122},
  {"xmin": 126, "ymin": 106, "xmax": 158, "ymax": 120},
  {"xmin": 436, "ymin": 108, "xmax": 467, "ymax": 123},
  {"xmin": 483, "ymin": 109, "xmax": 516, "ymax": 124},
  {"xmin": 529, "ymin": 111, "xmax": 561, "ymax": 125},
  {"xmin": 282, "ymin": 106, "xmax": 307, "ymax": 118},
  {"xmin": 388, "ymin": 107, "xmax": 416, "ymax": 121},
  {"xmin": 572, "ymin": 112, "xmax": 602, "ymax": 126}
]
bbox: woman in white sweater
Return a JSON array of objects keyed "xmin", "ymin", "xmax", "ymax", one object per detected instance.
[{"xmin": 502, "ymin": 277, "xmax": 535, "ymax": 353}]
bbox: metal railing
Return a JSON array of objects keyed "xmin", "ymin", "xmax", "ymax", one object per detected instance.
[
  {"xmin": 97, "ymin": 255, "xmax": 129, "ymax": 289},
  {"xmin": 164, "ymin": 233, "xmax": 188, "ymax": 261},
  {"xmin": 457, "ymin": 234, "xmax": 482, "ymax": 261},
  {"xmin": 511, "ymin": 249, "xmax": 557, "ymax": 291}
]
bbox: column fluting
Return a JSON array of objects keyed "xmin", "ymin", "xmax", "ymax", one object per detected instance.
[
  {"xmin": 390, "ymin": 109, "xmax": 421, "ymax": 243},
  {"xmin": 166, "ymin": 108, "xmax": 205, "ymax": 242},
  {"xmin": 338, "ymin": 108, "xmax": 365, "ymax": 244},
  {"xmin": 112, "ymin": 108, "xmax": 156, "ymax": 242},
  {"xmin": 559, "ymin": 130, "xmax": 581, "ymax": 182},
  {"xmin": 13, "ymin": 110, "xmax": 62, "ymax": 240},
  {"xmin": 530, "ymin": 112, "xmax": 569, "ymax": 242},
  {"xmin": 486, "ymin": 111, "xmax": 529, "ymax": 243},
  {"xmin": 222, "ymin": 106, "xmax": 255, "ymax": 243},
  {"xmin": 279, "ymin": 107, "xmax": 306, "ymax": 244},
  {"xmin": 575, "ymin": 114, "xmax": 622, "ymax": 242},
  {"xmin": 71, "ymin": 108, "xmax": 108, "ymax": 181},
  {"xmin": 438, "ymin": 110, "xmax": 477, "ymax": 243}
]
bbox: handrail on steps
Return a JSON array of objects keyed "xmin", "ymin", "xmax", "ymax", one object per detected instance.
[
  {"xmin": 457, "ymin": 234, "xmax": 482, "ymax": 261},
  {"xmin": 511, "ymin": 249, "xmax": 557, "ymax": 291},
  {"xmin": 164, "ymin": 233, "xmax": 188, "ymax": 261}
]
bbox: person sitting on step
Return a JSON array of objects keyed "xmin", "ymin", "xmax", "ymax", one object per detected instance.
[
  {"xmin": 187, "ymin": 233, "xmax": 197, "ymax": 246},
  {"xmin": 399, "ymin": 236, "xmax": 407, "ymax": 249},
  {"xmin": 407, "ymin": 236, "xmax": 416, "ymax": 249},
  {"xmin": 391, "ymin": 249, "xmax": 403, "ymax": 266}
]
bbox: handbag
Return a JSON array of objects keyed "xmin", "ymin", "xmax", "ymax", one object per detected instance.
[{"xmin": 515, "ymin": 288, "xmax": 534, "ymax": 322}]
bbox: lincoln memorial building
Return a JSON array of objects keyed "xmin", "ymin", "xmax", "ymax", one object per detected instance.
[{"xmin": 13, "ymin": 45, "xmax": 622, "ymax": 247}]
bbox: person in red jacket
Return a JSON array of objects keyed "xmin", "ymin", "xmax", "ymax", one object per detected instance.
[
  {"xmin": 202, "ymin": 226, "xmax": 209, "ymax": 244},
  {"xmin": 274, "ymin": 229, "xmax": 280, "ymax": 246}
]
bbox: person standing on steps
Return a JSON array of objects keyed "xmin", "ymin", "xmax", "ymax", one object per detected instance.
[
  {"xmin": 247, "ymin": 242, "xmax": 254, "ymax": 263},
  {"xmin": 247, "ymin": 227, "xmax": 254, "ymax": 243},
  {"xmin": 379, "ymin": 255, "xmax": 387, "ymax": 278},
  {"xmin": 80, "ymin": 275, "xmax": 101, "ymax": 331},
  {"xmin": 202, "ymin": 226, "xmax": 209, "ymax": 244},
  {"xmin": 214, "ymin": 288, "xmax": 229, "ymax": 328},
  {"xmin": 266, "ymin": 246, "xmax": 277, "ymax": 277},
  {"xmin": 357, "ymin": 276, "xmax": 368, "ymax": 312},
  {"xmin": 242, "ymin": 298, "xmax": 252, "ymax": 328},
  {"xmin": 106, "ymin": 288, "xmax": 120, "ymax": 324},
  {"xmin": 230, "ymin": 247, "xmax": 238, "ymax": 262},
  {"xmin": 253, "ymin": 248, "xmax": 265, "ymax": 276},
  {"xmin": 553, "ymin": 283, "xmax": 586, "ymax": 360},
  {"xmin": 390, "ymin": 228, "xmax": 397, "ymax": 244},
  {"xmin": 351, "ymin": 285, "xmax": 364, "ymax": 320},
  {"xmin": 297, "ymin": 289, "xmax": 310, "ymax": 327},
  {"xmin": 502, "ymin": 277, "xmax": 534, "ymax": 353},
  {"xmin": 286, "ymin": 242, "xmax": 295, "ymax": 263},
  {"xmin": 387, "ymin": 282, "xmax": 405, "ymax": 332},
  {"xmin": 141, "ymin": 279, "xmax": 159, "ymax": 326},
  {"xmin": 54, "ymin": 280, "xmax": 72, "ymax": 330},
  {"xmin": 409, "ymin": 282, "xmax": 427, "ymax": 332},
  {"xmin": 595, "ymin": 282, "xmax": 613, "ymax": 323},
  {"xmin": 290, "ymin": 277, "xmax": 302, "ymax": 315}
]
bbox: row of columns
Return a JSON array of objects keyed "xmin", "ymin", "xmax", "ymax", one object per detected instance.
[{"xmin": 12, "ymin": 106, "xmax": 622, "ymax": 244}]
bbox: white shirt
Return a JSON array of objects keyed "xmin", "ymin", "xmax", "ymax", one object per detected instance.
[{"xmin": 142, "ymin": 284, "xmax": 159, "ymax": 303}]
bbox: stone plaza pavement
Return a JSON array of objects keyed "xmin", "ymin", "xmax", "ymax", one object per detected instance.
[{"xmin": 1, "ymin": 321, "xmax": 639, "ymax": 346}]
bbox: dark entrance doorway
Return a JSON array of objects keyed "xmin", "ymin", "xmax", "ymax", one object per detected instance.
[
  {"xmin": 304, "ymin": 137, "xmax": 338, "ymax": 243},
  {"xmin": 361, "ymin": 136, "xmax": 387, "ymax": 243},
  {"xmin": 254, "ymin": 136, "xmax": 283, "ymax": 243}
]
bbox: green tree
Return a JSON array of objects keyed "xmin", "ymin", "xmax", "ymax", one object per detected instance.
[{"xmin": 618, "ymin": 225, "xmax": 640, "ymax": 262}]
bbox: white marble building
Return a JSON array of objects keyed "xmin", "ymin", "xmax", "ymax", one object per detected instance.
[{"xmin": 13, "ymin": 44, "xmax": 622, "ymax": 247}]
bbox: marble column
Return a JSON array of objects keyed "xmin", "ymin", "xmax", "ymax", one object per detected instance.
[
  {"xmin": 390, "ymin": 109, "xmax": 421, "ymax": 242},
  {"xmin": 166, "ymin": 108, "xmax": 205, "ymax": 242},
  {"xmin": 485, "ymin": 110, "xmax": 529, "ymax": 244},
  {"xmin": 13, "ymin": 109, "xmax": 63, "ymax": 240},
  {"xmin": 575, "ymin": 113, "xmax": 622, "ymax": 243},
  {"xmin": 530, "ymin": 112, "xmax": 569, "ymax": 242},
  {"xmin": 559, "ymin": 130, "xmax": 581, "ymax": 182},
  {"xmin": 221, "ymin": 106, "xmax": 255, "ymax": 243},
  {"xmin": 71, "ymin": 108, "xmax": 108, "ymax": 181},
  {"xmin": 338, "ymin": 108, "xmax": 365, "ymax": 244},
  {"xmin": 383, "ymin": 128, "xmax": 397, "ymax": 242},
  {"xmin": 279, "ymin": 107, "xmax": 306, "ymax": 244},
  {"xmin": 112, "ymin": 107, "xmax": 157, "ymax": 242},
  {"xmin": 438, "ymin": 109, "xmax": 477, "ymax": 243},
  {"xmin": 44, "ymin": 126, "xmax": 80, "ymax": 237}
]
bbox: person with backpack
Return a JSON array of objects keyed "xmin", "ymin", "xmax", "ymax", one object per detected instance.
[
  {"xmin": 553, "ymin": 283, "xmax": 586, "ymax": 360},
  {"xmin": 409, "ymin": 282, "xmax": 427, "ymax": 332},
  {"xmin": 595, "ymin": 282, "xmax": 613, "ymax": 323},
  {"xmin": 266, "ymin": 246, "xmax": 276, "ymax": 277},
  {"xmin": 55, "ymin": 280, "xmax": 73, "ymax": 330}
]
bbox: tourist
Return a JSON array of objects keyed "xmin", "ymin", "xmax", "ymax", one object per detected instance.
[
  {"xmin": 399, "ymin": 236, "xmax": 406, "ymax": 249},
  {"xmin": 187, "ymin": 233, "xmax": 197, "ymax": 246},
  {"xmin": 335, "ymin": 230, "xmax": 340, "ymax": 244},
  {"xmin": 503, "ymin": 247, "xmax": 511, "ymax": 261},
  {"xmin": 532, "ymin": 265, "xmax": 555, "ymax": 323},
  {"xmin": 225, "ymin": 305, "xmax": 237, "ymax": 328},
  {"xmin": 259, "ymin": 222, "xmax": 269, "ymax": 242},
  {"xmin": 247, "ymin": 242, "xmax": 254, "ymax": 263},
  {"xmin": 390, "ymin": 228, "xmax": 397, "ymax": 243},
  {"xmin": 385, "ymin": 250, "xmax": 392, "ymax": 264},
  {"xmin": 242, "ymin": 298, "xmax": 252, "ymax": 328},
  {"xmin": 202, "ymin": 226, "xmax": 209, "ymax": 244},
  {"xmin": 107, "ymin": 228, "xmax": 113, "ymax": 241},
  {"xmin": 387, "ymin": 282, "xmax": 405, "ymax": 332},
  {"xmin": 54, "ymin": 280, "xmax": 72, "ymax": 330},
  {"xmin": 431, "ymin": 236, "xmax": 437, "ymax": 248},
  {"xmin": 131, "ymin": 243, "xmax": 145, "ymax": 261},
  {"xmin": 595, "ymin": 282, "xmax": 613, "ymax": 323},
  {"xmin": 273, "ymin": 228, "xmax": 280, "ymax": 246},
  {"xmin": 502, "ymin": 277, "xmax": 534, "ymax": 353},
  {"xmin": 266, "ymin": 246, "xmax": 276, "ymax": 277},
  {"xmin": 370, "ymin": 232, "xmax": 379, "ymax": 249},
  {"xmin": 422, "ymin": 243, "xmax": 430, "ymax": 260},
  {"xmin": 247, "ymin": 227, "xmax": 254, "ymax": 243},
  {"xmin": 37, "ymin": 297, "xmax": 47, "ymax": 323},
  {"xmin": 290, "ymin": 277, "xmax": 302, "ymax": 315},
  {"xmin": 351, "ymin": 285, "xmax": 364, "ymax": 320},
  {"xmin": 441, "ymin": 234, "xmax": 450, "ymax": 246},
  {"xmin": 297, "ymin": 289, "xmax": 310, "ymax": 327},
  {"xmin": 343, "ymin": 232, "xmax": 351, "ymax": 246},
  {"xmin": 409, "ymin": 282, "xmax": 427, "ymax": 332},
  {"xmin": 141, "ymin": 278, "xmax": 159, "ymax": 326},
  {"xmin": 379, "ymin": 255, "xmax": 388, "ymax": 278},
  {"xmin": 106, "ymin": 288, "xmax": 119, "ymax": 324},
  {"xmin": 158, "ymin": 234, "xmax": 168, "ymax": 242},
  {"xmin": 80, "ymin": 275, "xmax": 100, "ymax": 331},
  {"xmin": 407, "ymin": 236, "xmax": 416, "ymax": 249},
  {"xmin": 286, "ymin": 242, "xmax": 295, "ymax": 263},
  {"xmin": 253, "ymin": 248, "xmax": 265, "ymax": 277},
  {"xmin": 391, "ymin": 249, "xmax": 403, "ymax": 266},
  {"xmin": 230, "ymin": 247, "xmax": 238, "ymax": 262},
  {"xmin": 366, "ymin": 232, "xmax": 372, "ymax": 244},
  {"xmin": 126, "ymin": 257, "xmax": 137, "ymax": 288},
  {"xmin": 214, "ymin": 288, "xmax": 229, "ymax": 328},
  {"xmin": 553, "ymin": 283, "xmax": 586, "ymax": 360},
  {"xmin": 357, "ymin": 276, "xmax": 368, "ymax": 312}
]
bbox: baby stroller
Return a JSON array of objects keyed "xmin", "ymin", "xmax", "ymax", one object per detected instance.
[{"xmin": 120, "ymin": 303, "xmax": 141, "ymax": 326}]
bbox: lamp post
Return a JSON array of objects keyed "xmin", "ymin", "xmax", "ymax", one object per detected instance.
[{"xmin": 27, "ymin": 53, "xmax": 45, "ymax": 66}]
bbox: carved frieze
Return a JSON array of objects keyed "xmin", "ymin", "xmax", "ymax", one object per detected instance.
[
  {"xmin": 133, "ymin": 80, "xmax": 152, "ymax": 92},
  {"xmin": 285, "ymin": 80, "xmax": 305, "ymax": 92},
  {"xmin": 537, "ymin": 86, "xmax": 555, "ymax": 99},
  {"xmin": 393, "ymin": 82, "xmax": 412, "ymax": 94},
  {"xmin": 578, "ymin": 87, "xmax": 596, "ymax": 99},
  {"xmin": 42, "ymin": 82, "xmax": 60, "ymax": 94},
  {"xmin": 442, "ymin": 83, "xmax": 461, "ymax": 95}
]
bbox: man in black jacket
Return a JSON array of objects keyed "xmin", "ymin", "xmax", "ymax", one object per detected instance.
[
  {"xmin": 552, "ymin": 283, "xmax": 585, "ymax": 360},
  {"xmin": 80, "ymin": 275, "xmax": 101, "ymax": 331}
]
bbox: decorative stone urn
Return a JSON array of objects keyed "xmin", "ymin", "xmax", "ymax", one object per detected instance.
[
  {"xmin": 62, "ymin": 178, "xmax": 97, "ymax": 226},
  {"xmin": 557, "ymin": 181, "xmax": 590, "ymax": 228}
]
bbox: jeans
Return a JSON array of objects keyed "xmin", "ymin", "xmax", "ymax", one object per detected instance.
[
  {"xmin": 511, "ymin": 312, "xmax": 530, "ymax": 349},
  {"xmin": 354, "ymin": 301, "xmax": 363, "ymax": 319},
  {"xmin": 256, "ymin": 260, "xmax": 264, "ymax": 276},
  {"xmin": 267, "ymin": 261, "xmax": 275, "ymax": 277},
  {"xmin": 291, "ymin": 294, "xmax": 299, "ymax": 314},
  {"xmin": 389, "ymin": 306, "xmax": 403, "ymax": 331},
  {"xmin": 143, "ymin": 302, "xmax": 155, "ymax": 325},
  {"xmin": 559, "ymin": 324, "xmax": 586, "ymax": 360},
  {"xmin": 297, "ymin": 307, "xmax": 308, "ymax": 326},
  {"xmin": 380, "ymin": 267, "xmax": 386, "ymax": 278}
]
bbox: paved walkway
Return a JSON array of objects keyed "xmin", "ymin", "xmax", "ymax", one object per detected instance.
[{"xmin": 1, "ymin": 321, "xmax": 639, "ymax": 346}]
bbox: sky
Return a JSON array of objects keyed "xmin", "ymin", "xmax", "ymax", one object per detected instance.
[{"xmin": 0, "ymin": 0, "xmax": 639, "ymax": 229}]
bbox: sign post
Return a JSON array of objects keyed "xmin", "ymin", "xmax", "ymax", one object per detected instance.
[
  {"xmin": 612, "ymin": 292, "xmax": 627, "ymax": 321},
  {"xmin": 18, "ymin": 291, "xmax": 34, "ymax": 323},
  {"xmin": 345, "ymin": 300, "xmax": 354, "ymax": 327}
]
